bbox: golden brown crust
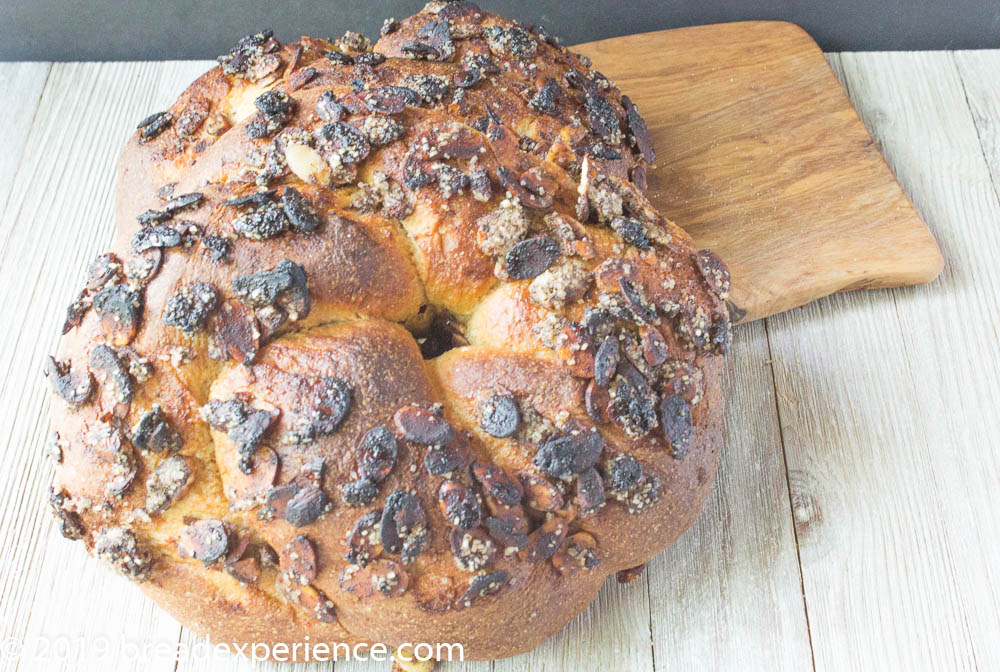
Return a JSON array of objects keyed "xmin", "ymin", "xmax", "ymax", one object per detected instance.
[{"xmin": 45, "ymin": 1, "xmax": 731, "ymax": 662}]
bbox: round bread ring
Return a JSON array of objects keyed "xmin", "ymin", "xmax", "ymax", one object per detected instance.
[{"xmin": 46, "ymin": 2, "xmax": 731, "ymax": 662}]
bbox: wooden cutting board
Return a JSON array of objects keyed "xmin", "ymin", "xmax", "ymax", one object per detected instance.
[{"xmin": 575, "ymin": 22, "xmax": 944, "ymax": 323}]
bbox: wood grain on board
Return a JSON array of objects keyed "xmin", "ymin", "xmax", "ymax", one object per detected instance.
[{"xmin": 576, "ymin": 22, "xmax": 945, "ymax": 322}]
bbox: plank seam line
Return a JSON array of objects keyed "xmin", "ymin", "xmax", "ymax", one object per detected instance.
[
  {"xmin": 951, "ymin": 53, "xmax": 1000, "ymax": 207},
  {"xmin": 172, "ymin": 622, "xmax": 183, "ymax": 672},
  {"xmin": 645, "ymin": 575, "xmax": 658, "ymax": 672},
  {"xmin": 761, "ymin": 315, "xmax": 817, "ymax": 672},
  {"xmin": 0, "ymin": 62, "xmax": 53, "ymax": 232}
]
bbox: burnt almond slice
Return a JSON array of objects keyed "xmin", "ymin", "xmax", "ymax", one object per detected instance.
[
  {"xmin": 92, "ymin": 284, "xmax": 141, "ymax": 345},
  {"xmin": 621, "ymin": 95, "xmax": 655, "ymax": 163},
  {"xmin": 478, "ymin": 393, "xmax": 520, "ymax": 438},
  {"xmin": 438, "ymin": 481, "xmax": 483, "ymax": 530},
  {"xmin": 227, "ymin": 556, "xmax": 261, "ymax": 584},
  {"xmin": 660, "ymin": 394, "xmax": 693, "ymax": 458},
  {"xmin": 504, "ymin": 235, "xmax": 560, "ymax": 280},
  {"xmin": 575, "ymin": 467, "xmax": 606, "ymax": 516},
  {"xmin": 178, "ymin": 520, "xmax": 230, "ymax": 565},
  {"xmin": 297, "ymin": 584, "xmax": 337, "ymax": 623},
  {"xmin": 552, "ymin": 532, "xmax": 601, "ymax": 573},
  {"xmin": 533, "ymin": 425, "xmax": 604, "ymax": 480},
  {"xmin": 584, "ymin": 379, "xmax": 611, "ymax": 425},
  {"xmin": 284, "ymin": 486, "xmax": 330, "ymax": 527},
  {"xmin": 281, "ymin": 535, "xmax": 318, "ymax": 585},
  {"xmin": 345, "ymin": 510, "xmax": 382, "ymax": 567},
  {"xmin": 44, "ymin": 356, "xmax": 93, "ymax": 407},
  {"xmin": 340, "ymin": 558, "xmax": 409, "ymax": 599},
  {"xmin": 695, "ymin": 249, "xmax": 732, "ymax": 298},
  {"xmin": 521, "ymin": 515, "xmax": 569, "ymax": 563},
  {"xmin": 472, "ymin": 462, "xmax": 523, "ymax": 509},
  {"xmin": 593, "ymin": 334, "xmax": 620, "ymax": 388},
  {"xmin": 461, "ymin": 570, "xmax": 509, "ymax": 607},
  {"xmin": 370, "ymin": 559, "xmax": 409, "ymax": 598},
  {"xmin": 145, "ymin": 455, "xmax": 191, "ymax": 515},
  {"xmin": 393, "ymin": 405, "xmax": 454, "ymax": 445},
  {"xmin": 602, "ymin": 453, "xmax": 644, "ymax": 493},
  {"xmin": 356, "ymin": 425, "xmax": 398, "ymax": 482},
  {"xmin": 424, "ymin": 443, "xmax": 464, "ymax": 476},
  {"xmin": 262, "ymin": 482, "xmax": 299, "ymax": 520},
  {"xmin": 380, "ymin": 490, "xmax": 428, "ymax": 563},
  {"xmin": 484, "ymin": 516, "xmax": 529, "ymax": 553},
  {"xmin": 517, "ymin": 472, "xmax": 565, "ymax": 512},
  {"xmin": 215, "ymin": 300, "xmax": 260, "ymax": 365},
  {"xmin": 641, "ymin": 326, "xmax": 669, "ymax": 367},
  {"xmin": 341, "ymin": 478, "xmax": 377, "ymax": 506},
  {"xmin": 225, "ymin": 532, "xmax": 251, "ymax": 565}
]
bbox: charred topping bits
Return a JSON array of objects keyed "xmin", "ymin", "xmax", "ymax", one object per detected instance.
[
  {"xmin": 552, "ymin": 532, "xmax": 601, "ymax": 573},
  {"xmin": 593, "ymin": 335, "xmax": 620, "ymax": 388},
  {"xmin": 178, "ymin": 519, "xmax": 230, "ymax": 565},
  {"xmin": 603, "ymin": 453, "xmax": 643, "ymax": 493},
  {"xmin": 131, "ymin": 405, "xmax": 182, "ymax": 453},
  {"xmin": 284, "ymin": 485, "xmax": 331, "ymax": 527},
  {"xmin": 402, "ymin": 19, "xmax": 455, "ymax": 61},
  {"xmin": 229, "ymin": 192, "xmax": 290, "ymax": 240},
  {"xmin": 341, "ymin": 478, "xmax": 378, "ymax": 506},
  {"xmin": 281, "ymin": 535, "xmax": 318, "ymax": 585},
  {"xmin": 89, "ymin": 344, "xmax": 134, "ymax": 404},
  {"xmin": 345, "ymin": 510, "xmax": 381, "ymax": 567},
  {"xmin": 451, "ymin": 529, "xmax": 495, "ymax": 572},
  {"xmin": 621, "ymin": 95, "xmax": 655, "ymax": 163},
  {"xmin": 504, "ymin": 235, "xmax": 560, "ymax": 280},
  {"xmin": 695, "ymin": 249, "xmax": 732, "ymax": 299},
  {"xmin": 137, "ymin": 111, "xmax": 172, "ymax": 142},
  {"xmin": 659, "ymin": 394, "xmax": 693, "ymax": 458},
  {"xmin": 95, "ymin": 527, "xmax": 152, "ymax": 580},
  {"xmin": 425, "ymin": 444, "xmax": 463, "ymax": 477},
  {"xmin": 44, "ymin": 356, "xmax": 93, "ymax": 406},
  {"xmin": 393, "ymin": 405, "xmax": 454, "ymax": 445},
  {"xmin": 145, "ymin": 455, "xmax": 191, "ymax": 514},
  {"xmin": 483, "ymin": 24, "xmax": 537, "ymax": 59},
  {"xmin": 49, "ymin": 488, "xmax": 84, "ymax": 539},
  {"xmin": 533, "ymin": 423, "xmax": 604, "ymax": 480},
  {"xmin": 291, "ymin": 376, "xmax": 352, "ymax": 441},
  {"xmin": 201, "ymin": 235, "xmax": 233, "ymax": 263},
  {"xmin": 438, "ymin": 481, "xmax": 483, "ymax": 530},
  {"xmin": 280, "ymin": 187, "xmax": 321, "ymax": 232},
  {"xmin": 161, "ymin": 282, "xmax": 219, "ymax": 333},
  {"xmin": 132, "ymin": 225, "xmax": 182, "ymax": 253},
  {"xmin": 478, "ymin": 393, "xmax": 520, "ymax": 438},
  {"xmin": 380, "ymin": 490, "xmax": 428, "ymax": 563},
  {"xmin": 218, "ymin": 30, "xmax": 280, "ymax": 81},
  {"xmin": 319, "ymin": 121, "xmax": 371, "ymax": 164},
  {"xmin": 461, "ymin": 570, "xmax": 509, "ymax": 607},
  {"xmin": 92, "ymin": 284, "xmax": 142, "ymax": 346},
  {"xmin": 356, "ymin": 425, "xmax": 398, "ymax": 482},
  {"xmin": 232, "ymin": 258, "xmax": 310, "ymax": 331}
]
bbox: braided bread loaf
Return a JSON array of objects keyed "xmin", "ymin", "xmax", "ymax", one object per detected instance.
[{"xmin": 46, "ymin": 1, "xmax": 731, "ymax": 661}]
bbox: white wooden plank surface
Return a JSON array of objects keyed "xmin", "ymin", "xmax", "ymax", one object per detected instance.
[
  {"xmin": 0, "ymin": 60, "xmax": 213, "ymax": 672},
  {"xmin": 0, "ymin": 63, "xmax": 49, "ymax": 213},
  {"xmin": 1, "ymin": 50, "xmax": 999, "ymax": 672},
  {"xmin": 955, "ymin": 51, "xmax": 1000, "ymax": 198},
  {"xmin": 763, "ymin": 51, "xmax": 1000, "ymax": 672},
  {"xmin": 647, "ymin": 320, "xmax": 813, "ymax": 672}
]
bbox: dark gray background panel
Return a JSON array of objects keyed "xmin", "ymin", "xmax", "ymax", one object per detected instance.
[{"xmin": 1, "ymin": 0, "xmax": 999, "ymax": 61}]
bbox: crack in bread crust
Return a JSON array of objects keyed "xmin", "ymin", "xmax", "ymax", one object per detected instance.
[{"xmin": 46, "ymin": 1, "xmax": 731, "ymax": 661}]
